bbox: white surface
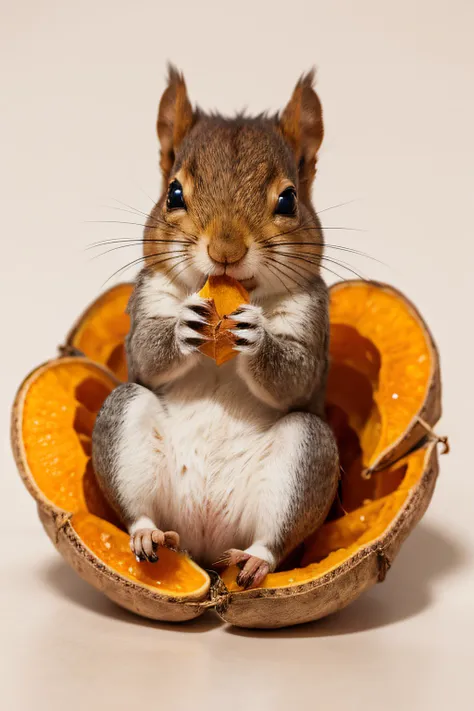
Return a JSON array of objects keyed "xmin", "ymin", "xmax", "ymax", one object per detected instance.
[{"xmin": 0, "ymin": 1, "xmax": 472, "ymax": 709}]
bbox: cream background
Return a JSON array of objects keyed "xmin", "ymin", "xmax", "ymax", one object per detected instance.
[{"xmin": 1, "ymin": 1, "xmax": 472, "ymax": 709}]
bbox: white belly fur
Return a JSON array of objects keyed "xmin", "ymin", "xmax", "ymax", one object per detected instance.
[{"xmin": 152, "ymin": 358, "xmax": 281, "ymax": 565}]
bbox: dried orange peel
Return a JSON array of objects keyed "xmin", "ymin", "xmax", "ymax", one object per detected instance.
[{"xmin": 11, "ymin": 279, "xmax": 445, "ymax": 628}]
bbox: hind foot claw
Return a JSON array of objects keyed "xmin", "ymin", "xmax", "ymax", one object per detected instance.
[
  {"xmin": 213, "ymin": 548, "xmax": 270, "ymax": 589},
  {"xmin": 130, "ymin": 528, "xmax": 180, "ymax": 563}
]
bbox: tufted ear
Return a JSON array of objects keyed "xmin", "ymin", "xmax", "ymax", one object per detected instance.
[
  {"xmin": 157, "ymin": 64, "xmax": 195, "ymax": 180},
  {"xmin": 279, "ymin": 70, "xmax": 324, "ymax": 197}
]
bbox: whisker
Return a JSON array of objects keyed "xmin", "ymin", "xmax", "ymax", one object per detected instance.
[
  {"xmin": 259, "ymin": 220, "xmax": 363, "ymax": 248},
  {"xmin": 110, "ymin": 197, "xmax": 155, "ymax": 222},
  {"xmin": 264, "ymin": 256, "xmax": 311, "ymax": 291},
  {"xmin": 106, "ymin": 201, "xmax": 170, "ymax": 230},
  {"xmin": 107, "ymin": 200, "xmax": 189, "ymax": 235},
  {"xmin": 145, "ymin": 253, "xmax": 188, "ymax": 275},
  {"xmin": 87, "ymin": 217, "xmax": 190, "ymax": 233},
  {"xmin": 102, "ymin": 256, "xmax": 148, "ymax": 286},
  {"xmin": 125, "ymin": 180, "xmax": 157, "ymax": 207},
  {"xmin": 86, "ymin": 219, "xmax": 153, "ymax": 229},
  {"xmin": 314, "ymin": 226, "xmax": 364, "ymax": 232},
  {"xmin": 102, "ymin": 252, "xmax": 187, "ymax": 286},
  {"xmin": 316, "ymin": 200, "xmax": 357, "ymax": 215},
  {"xmin": 104, "ymin": 205, "xmax": 157, "ymax": 221},
  {"xmin": 319, "ymin": 264, "xmax": 348, "ymax": 282},
  {"xmin": 86, "ymin": 218, "xmax": 199, "ymax": 243},
  {"xmin": 91, "ymin": 245, "xmax": 188, "ymax": 261},
  {"xmin": 268, "ymin": 252, "xmax": 348, "ymax": 284},
  {"xmin": 136, "ymin": 185, "xmax": 157, "ymax": 206},
  {"xmin": 263, "ymin": 261, "xmax": 293, "ymax": 295},
  {"xmin": 269, "ymin": 254, "xmax": 322, "ymax": 282},
  {"xmin": 168, "ymin": 256, "xmax": 195, "ymax": 285},
  {"xmin": 264, "ymin": 240, "xmax": 383, "ymax": 263},
  {"xmin": 86, "ymin": 237, "xmax": 193, "ymax": 250},
  {"xmin": 279, "ymin": 253, "xmax": 347, "ymax": 282},
  {"xmin": 312, "ymin": 254, "xmax": 366, "ymax": 280},
  {"xmin": 259, "ymin": 220, "xmax": 317, "ymax": 246},
  {"xmin": 269, "ymin": 250, "xmax": 366, "ymax": 280}
]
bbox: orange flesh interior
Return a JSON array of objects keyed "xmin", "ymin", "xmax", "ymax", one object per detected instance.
[
  {"xmin": 21, "ymin": 361, "xmax": 208, "ymax": 596},
  {"xmin": 21, "ymin": 280, "xmax": 433, "ymax": 594},
  {"xmin": 327, "ymin": 282, "xmax": 433, "ymax": 471},
  {"xmin": 69, "ymin": 284, "xmax": 133, "ymax": 382}
]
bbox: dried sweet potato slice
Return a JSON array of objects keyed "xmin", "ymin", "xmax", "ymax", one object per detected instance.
[
  {"xmin": 63, "ymin": 283, "xmax": 133, "ymax": 381},
  {"xmin": 198, "ymin": 275, "xmax": 250, "ymax": 365},
  {"xmin": 327, "ymin": 280, "xmax": 441, "ymax": 473},
  {"xmin": 11, "ymin": 359, "xmax": 210, "ymax": 621}
]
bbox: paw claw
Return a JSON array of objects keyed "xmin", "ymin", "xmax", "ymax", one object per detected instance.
[
  {"xmin": 188, "ymin": 300, "xmax": 213, "ymax": 318},
  {"xmin": 164, "ymin": 530, "xmax": 180, "ymax": 550},
  {"xmin": 214, "ymin": 548, "xmax": 270, "ymax": 588},
  {"xmin": 213, "ymin": 548, "xmax": 251, "ymax": 569},
  {"xmin": 236, "ymin": 557, "xmax": 270, "ymax": 589},
  {"xmin": 227, "ymin": 305, "xmax": 264, "ymax": 353},
  {"xmin": 176, "ymin": 295, "xmax": 213, "ymax": 355},
  {"xmin": 131, "ymin": 527, "xmax": 180, "ymax": 563}
]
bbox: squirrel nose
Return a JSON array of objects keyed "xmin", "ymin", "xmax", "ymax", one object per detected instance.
[{"xmin": 208, "ymin": 238, "xmax": 248, "ymax": 265}]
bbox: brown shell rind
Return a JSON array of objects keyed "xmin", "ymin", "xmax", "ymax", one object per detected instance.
[
  {"xmin": 38, "ymin": 507, "xmax": 207, "ymax": 622},
  {"xmin": 11, "ymin": 357, "xmax": 209, "ymax": 623},
  {"xmin": 217, "ymin": 442, "xmax": 439, "ymax": 628},
  {"xmin": 329, "ymin": 280, "xmax": 442, "ymax": 473}
]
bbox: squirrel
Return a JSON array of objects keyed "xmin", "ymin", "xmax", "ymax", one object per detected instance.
[{"xmin": 92, "ymin": 66, "xmax": 339, "ymax": 589}]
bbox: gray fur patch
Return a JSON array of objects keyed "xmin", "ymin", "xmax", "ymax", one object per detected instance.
[
  {"xmin": 92, "ymin": 382, "xmax": 143, "ymax": 524},
  {"xmin": 246, "ymin": 276, "xmax": 329, "ymax": 414},
  {"xmin": 271, "ymin": 413, "xmax": 339, "ymax": 560}
]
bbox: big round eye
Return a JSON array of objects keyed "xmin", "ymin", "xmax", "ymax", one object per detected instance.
[
  {"xmin": 166, "ymin": 179, "xmax": 186, "ymax": 210},
  {"xmin": 275, "ymin": 187, "xmax": 297, "ymax": 216}
]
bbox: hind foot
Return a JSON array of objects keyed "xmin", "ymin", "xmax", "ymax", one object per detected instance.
[
  {"xmin": 214, "ymin": 548, "xmax": 270, "ymax": 589},
  {"xmin": 130, "ymin": 528, "xmax": 180, "ymax": 563}
]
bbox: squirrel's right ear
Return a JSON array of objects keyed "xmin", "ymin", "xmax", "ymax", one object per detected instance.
[
  {"xmin": 157, "ymin": 65, "xmax": 195, "ymax": 179},
  {"xmin": 279, "ymin": 70, "xmax": 324, "ymax": 195}
]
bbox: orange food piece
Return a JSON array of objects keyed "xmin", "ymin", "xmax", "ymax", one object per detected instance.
[
  {"xmin": 198, "ymin": 275, "xmax": 250, "ymax": 365},
  {"xmin": 18, "ymin": 359, "xmax": 209, "ymax": 597},
  {"xmin": 72, "ymin": 512, "xmax": 206, "ymax": 595},
  {"xmin": 326, "ymin": 281, "xmax": 438, "ymax": 477},
  {"xmin": 65, "ymin": 283, "xmax": 133, "ymax": 381}
]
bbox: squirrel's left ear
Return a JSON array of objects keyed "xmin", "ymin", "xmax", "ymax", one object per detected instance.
[
  {"xmin": 157, "ymin": 64, "xmax": 195, "ymax": 180},
  {"xmin": 279, "ymin": 70, "xmax": 324, "ymax": 194}
]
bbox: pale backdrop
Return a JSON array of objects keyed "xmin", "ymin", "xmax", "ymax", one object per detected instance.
[{"xmin": 1, "ymin": 1, "xmax": 472, "ymax": 709}]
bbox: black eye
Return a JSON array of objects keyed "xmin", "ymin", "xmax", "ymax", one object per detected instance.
[
  {"xmin": 166, "ymin": 179, "xmax": 186, "ymax": 210},
  {"xmin": 275, "ymin": 187, "xmax": 297, "ymax": 216}
]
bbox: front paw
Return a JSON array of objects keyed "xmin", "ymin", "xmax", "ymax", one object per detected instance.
[
  {"xmin": 176, "ymin": 294, "xmax": 213, "ymax": 355},
  {"xmin": 229, "ymin": 304, "xmax": 265, "ymax": 355}
]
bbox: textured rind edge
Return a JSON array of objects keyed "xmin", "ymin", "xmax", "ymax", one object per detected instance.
[
  {"xmin": 10, "ymin": 357, "xmax": 210, "ymax": 623},
  {"xmin": 38, "ymin": 507, "xmax": 209, "ymax": 622},
  {"xmin": 217, "ymin": 442, "xmax": 439, "ymax": 629},
  {"xmin": 10, "ymin": 358, "xmax": 120, "ymax": 513},
  {"xmin": 328, "ymin": 280, "xmax": 442, "ymax": 473},
  {"xmin": 60, "ymin": 282, "xmax": 134, "ymax": 356}
]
